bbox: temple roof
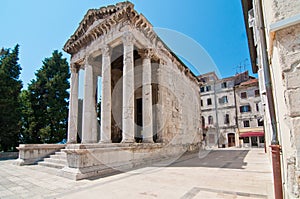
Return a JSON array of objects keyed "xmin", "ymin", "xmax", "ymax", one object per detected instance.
[
  {"xmin": 63, "ymin": 1, "xmax": 200, "ymax": 84},
  {"xmin": 64, "ymin": 1, "xmax": 135, "ymax": 54}
]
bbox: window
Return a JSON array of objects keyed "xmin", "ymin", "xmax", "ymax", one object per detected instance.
[
  {"xmin": 240, "ymin": 105, "xmax": 251, "ymax": 113},
  {"xmin": 221, "ymin": 82, "xmax": 227, "ymax": 88},
  {"xmin": 206, "ymin": 85, "xmax": 211, "ymax": 92},
  {"xmin": 208, "ymin": 116, "xmax": 213, "ymax": 125},
  {"xmin": 257, "ymin": 119, "xmax": 264, "ymax": 126},
  {"xmin": 200, "ymin": 87, "xmax": 205, "ymax": 93},
  {"xmin": 224, "ymin": 114, "xmax": 230, "ymax": 124},
  {"xmin": 243, "ymin": 120, "xmax": 250, "ymax": 127},
  {"xmin": 207, "ymin": 98, "xmax": 212, "ymax": 105},
  {"xmin": 255, "ymin": 89, "xmax": 260, "ymax": 97},
  {"xmin": 219, "ymin": 96, "xmax": 228, "ymax": 104},
  {"xmin": 256, "ymin": 103, "xmax": 259, "ymax": 112},
  {"xmin": 241, "ymin": 92, "xmax": 247, "ymax": 99},
  {"xmin": 201, "ymin": 100, "xmax": 203, "ymax": 107}
]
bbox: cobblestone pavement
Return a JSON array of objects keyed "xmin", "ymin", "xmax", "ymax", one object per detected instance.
[{"xmin": 0, "ymin": 148, "xmax": 274, "ymax": 199}]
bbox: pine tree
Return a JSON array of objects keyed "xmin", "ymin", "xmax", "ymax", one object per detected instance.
[
  {"xmin": 19, "ymin": 90, "xmax": 34, "ymax": 143},
  {"xmin": 0, "ymin": 45, "xmax": 22, "ymax": 151},
  {"xmin": 24, "ymin": 50, "xmax": 70, "ymax": 143}
]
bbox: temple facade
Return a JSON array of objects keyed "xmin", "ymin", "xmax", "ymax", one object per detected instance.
[
  {"xmin": 64, "ymin": 1, "xmax": 202, "ymax": 146},
  {"xmin": 16, "ymin": 2, "xmax": 202, "ymax": 180}
]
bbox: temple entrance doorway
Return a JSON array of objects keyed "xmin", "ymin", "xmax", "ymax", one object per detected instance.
[{"xmin": 135, "ymin": 98, "xmax": 143, "ymax": 142}]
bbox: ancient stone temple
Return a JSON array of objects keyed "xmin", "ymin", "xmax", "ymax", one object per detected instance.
[{"xmin": 16, "ymin": 1, "xmax": 202, "ymax": 180}]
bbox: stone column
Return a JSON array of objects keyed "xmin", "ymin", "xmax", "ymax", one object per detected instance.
[
  {"xmin": 100, "ymin": 45, "xmax": 112, "ymax": 143},
  {"xmin": 82, "ymin": 62, "xmax": 96, "ymax": 143},
  {"xmin": 67, "ymin": 66, "xmax": 79, "ymax": 143},
  {"xmin": 122, "ymin": 32, "xmax": 135, "ymax": 143},
  {"xmin": 156, "ymin": 59, "xmax": 166, "ymax": 143},
  {"xmin": 140, "ymin": 49, "xmax": 154, "ymax": 143}
]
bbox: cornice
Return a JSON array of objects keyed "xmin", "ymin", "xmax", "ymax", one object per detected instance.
[{"xmin": 64, "ymin": 1, "xmax": 200, "ymax": 85}]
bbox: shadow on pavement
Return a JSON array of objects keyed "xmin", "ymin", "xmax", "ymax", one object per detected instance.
[{"xmin": 168, "ymin": 150, "xmax": 250, "ymax": 169}]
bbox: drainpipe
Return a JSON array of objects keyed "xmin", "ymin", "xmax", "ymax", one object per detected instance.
[
  {"xmin": 233, "ymin": 86, "xmax": 240, "ymax": 146},
  {"xmin": 256, "ymin": 0, "xmax": 283, "ymax": 198},
  {"xmin": 213, "ymin": 80, "xmax": 220, "ymax": 148}
]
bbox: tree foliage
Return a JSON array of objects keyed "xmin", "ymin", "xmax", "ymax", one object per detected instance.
[
  {"xmin": 20, "ymin": 50, "xmax": 70, "ymax": 143},
  {"xmin": 0, "ymin": 45, "xmax": 22, "ymax": 151}
]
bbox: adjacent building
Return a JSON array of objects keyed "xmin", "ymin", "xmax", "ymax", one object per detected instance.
[
  {"xmin": 199, "ymin": 70, "xmax": 263, "ymax": 148},
  {"xmin": 242, "ymin": 0, "xmax": 300, "ymax": 198},
  {"xmin": 235, "ymin": 78, "xmax": 264, "ymax": 148}
]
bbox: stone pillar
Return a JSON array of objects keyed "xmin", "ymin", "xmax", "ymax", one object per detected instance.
[
  {"xmin": 82, "ymin": 63, "xmax": 97, "ymax": 143},
  {"xmin": 100, "ymin": 45, "xmax": 112, "ymax": 143},
  {"xmin": 67, "ymin": 66, "xmax": 79, "ymax": 143},
  {"xmin": 156, "ymin": 59, "xmax": 166, "ymax": 143},
  {"xmin": 140, "ymin": 49, "xmax": 154, "ymax": 143},
  {"xmin": 122, "ymin": 32, "xmax": 135, "ymax": 143}
]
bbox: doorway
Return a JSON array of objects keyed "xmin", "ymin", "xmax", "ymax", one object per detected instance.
[
  {"xmin": 251, "ymin": 136, "xmax": 258, "ymax": 147},
  {"xmin": 228, "ymin": 133, "xmax": 236, "ymax": 147},
  {"xmin": 135, "ymin": 98, "xmax": 143, "ymax": 142}
]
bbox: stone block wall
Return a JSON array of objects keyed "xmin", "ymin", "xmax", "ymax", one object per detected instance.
[
  {"xmin": 158, "ymin": 59, "xmax": 202, "ymax": 147},
  {"xmin": 14, "ymin": 144, "xmax": 66, "ymax": 165},
  {"xmin": 262, "ymin": 0, "xmax": 300, "ymax": 28},
  {"xmin": 275, "ymin": 22, "xmax": 300, "ymax": 198}
]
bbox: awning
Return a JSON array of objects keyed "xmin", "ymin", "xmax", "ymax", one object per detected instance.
[{"xmin": 239, "ymin": 131, "xmax": 264, "ymax": 138}]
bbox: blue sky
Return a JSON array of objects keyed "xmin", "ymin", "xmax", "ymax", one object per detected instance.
[{"xmin": 0, "ymin": 0, "xmax": 252, "ymax": 89}]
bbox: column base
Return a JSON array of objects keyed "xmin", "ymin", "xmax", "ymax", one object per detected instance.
[
  {"xmin": 99, "ymin": 140, "xmax": 112, "ymax": 144},
  {"xmin": 143, "ymin": 139, "xmax": 154, "ymax": 143},
  {"xmin": 67, "ymin": 141, "xmax": 77, "ymax": 144},
  {"xmin": 121, "ymin": 138, "xmax": 135, "ymax": 143},
  {"xmin": 81, "ymin": 140, "xmax": 96, "ymax": 144}
]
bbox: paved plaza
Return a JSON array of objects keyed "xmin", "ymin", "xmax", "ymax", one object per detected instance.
[{"xmin": 0, "ymin": 148, "xmax": 274, "ymax": 199}]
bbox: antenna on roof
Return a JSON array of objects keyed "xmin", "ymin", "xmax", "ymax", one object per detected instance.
[
  {"xmin": 235, "ymin": 58, "xmax": 249, "ymax": 74},
  {"xmin": 234, "ymin": 64, "xmax": 243, "ymax": 74},
  {"xmin": 242, "ymin": 58, "xmax": 249, "ymax": 71}
]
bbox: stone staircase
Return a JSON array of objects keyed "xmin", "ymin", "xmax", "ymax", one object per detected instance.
[{"xmin": 38, "ymin": 150, "xmax": 67, "ymax": 169}]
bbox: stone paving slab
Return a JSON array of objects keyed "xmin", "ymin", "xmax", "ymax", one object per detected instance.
[{"xmin": 0, "ymin": 148, "xmax": 274, "ymax": 199}]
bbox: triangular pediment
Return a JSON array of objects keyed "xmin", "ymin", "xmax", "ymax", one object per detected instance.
[
  {"xmin": 63, "ymin": 1, "xmax": 199, "ymax": 84},
  {"xmin": 64, "ymin": 1, "xmax": 136, "ymax": 54}
]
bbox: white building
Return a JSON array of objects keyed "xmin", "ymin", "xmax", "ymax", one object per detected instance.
[
  {"xmin": 199, "ymin": 71, "xmax": 263, "ymax": 148},
  {"xmin": 235, "ymin": 78, "xmax": 264, "ymax": 148}
]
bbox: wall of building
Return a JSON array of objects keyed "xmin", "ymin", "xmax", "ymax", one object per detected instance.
[
  {"xmin": 159, "ymin": 59, "xmax": 202, "ymax": 146},
  {"xmin": 263, "ymin": 0, "xmax": 300, "ymax": 25},
  {"xmin": 236, "ymin": 85, "xmax": 262, "ymax": 129},
  {"xmin": 271, "ymin": 22, "xmax": 300, "ymax": 198},
  {"xmin": 199, "ymin": 73, "xmax": 262, "ymax": 148},
  {"xmin": 250, "ymin": 0, "xmax": 300, "ymax": 197}
]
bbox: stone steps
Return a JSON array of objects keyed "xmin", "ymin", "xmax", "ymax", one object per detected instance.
[{"xmin": 38, "ymin": 150, "xmax": 67, "ymax": 169}]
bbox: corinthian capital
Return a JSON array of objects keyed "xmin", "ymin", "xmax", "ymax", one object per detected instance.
[
  {"xmin": 102, "ymin": 44, "xmax": 111, "ymax": 57},
  {"xmin": 70, "ymin": 63, "xmax": 80, "ymax": 73},
  {"xmin": 138, "ymin": 48, "xmax": 154, "ymax": 59},
  {"xmin": 122, "ymin": 32, "xmax": 134, "ymax": 46}
]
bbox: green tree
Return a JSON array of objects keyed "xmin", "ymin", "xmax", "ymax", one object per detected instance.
[
  {"xmin": 0, "ymin": 45, "xmax": 22, "ymax": 151},
  {"xmin": 23, "ymin": 50, "xmax": 70, "ymax": 143},
  {"xmin": 19, "ymin": 90, "xmax": 34, "ymax": 143}
]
